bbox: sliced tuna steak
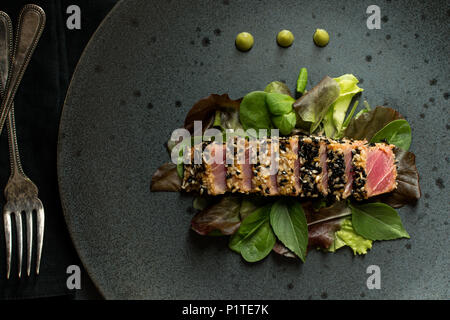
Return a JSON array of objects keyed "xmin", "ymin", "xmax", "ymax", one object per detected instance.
[{"xmin": 365, "ymin": 143, "xmax": 397, "ymax": 197}]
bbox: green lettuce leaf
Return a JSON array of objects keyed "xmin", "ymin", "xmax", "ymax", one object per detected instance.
[
  {"xmin": 322, "ymin": 74, "xmax": 363, "ymax": 137},
  {"xmin": 329, "ymin": 218, "xmax": 373, "ymax": 255}
]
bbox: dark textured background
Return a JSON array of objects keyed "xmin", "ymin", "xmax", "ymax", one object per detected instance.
[
  {"xmin": 0, "ymin": 0, "xmax": 116, "ymax": 299},
  {"xmin": 58, "ymin": 0, "xmax": 449, "ymax": 299}
]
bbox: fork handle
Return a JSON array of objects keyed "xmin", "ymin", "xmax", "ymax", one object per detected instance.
[
  {"xmin": 0, "ymin": 5, "xmax": 45, "ymax": 138},
  {"xmin": 0, "ymin": 12, "xmax": 25, "ymax": 177}
]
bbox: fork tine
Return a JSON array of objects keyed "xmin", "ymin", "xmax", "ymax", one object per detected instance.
[
  {"xmin": 35, "ymin": 201, "xmax": 44, "ymax": 275},
  {"xmin": 26, "ymin": 210, "xmax": 33, "ymax": 276},
  {"xmin": 4, "ymin": 212, "xmax": 12, "ymax": 279},
  {"xmin": 14, "ymin": 211, "xmax": 23, "ymax": 278}
]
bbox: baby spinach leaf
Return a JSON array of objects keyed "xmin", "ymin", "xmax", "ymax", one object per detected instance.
[
  {"xmin": 229, "ymin": 204, "xmax": 275, "ymax": 262},
  {"xmin": 350, "ymin": 202, "xmax": 410, "ymax": 240},
  {"xmin": 370, "ymin": 119, "xmax": 412, "ymax": 151},
  {"xmin": 264, "ymin": 81, "xmax": 293, "ymax": 96},
  {"xmin": 272, "ymin": 112, "xmax": 296, "ymax": 135},
  {"xmin": 292, "ymin": 76, "xmax": 340, "ymax": 133},
  {"xmin": 270, "ymin": 200, "xmax": 308, "ymax": 261},
  {"xmin": 240, "ymin": 197, "xmax": 270, "ymax": 220},
  {"xmin": 239, "ymin": 91, "xmax": 273, "ymax": 132},
  {"xmin": 266, "ymin": 92, "xmax": 295, "ymax": 115}
]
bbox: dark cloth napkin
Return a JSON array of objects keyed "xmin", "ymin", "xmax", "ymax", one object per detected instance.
[{"xmin": 0, "ymin": 0, "xmax": 117, "ymax": 299}]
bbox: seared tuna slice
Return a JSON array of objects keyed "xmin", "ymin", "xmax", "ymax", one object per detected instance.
[
  {"xmin": 252, "ymin": 138, "xmax": 279, "ymax": 196},
  {"xmin": 365, "ymin": 143, "xmax": 397, "ymax": 197},
  {"xmin": 326, "ymin": 141, "xmax": 347, "ymax": 200},
  {"xmin": 181, "ymin": 143, "xmax": 207, "ymax": 194},
  {"xmin": 298, "ymin": 136, "xmax": 322, "ymax": 197},
  {"xmin": 226, "ymin": 137, "xmax": 253, "ymax": 193},
  {"xmin": 352, "ymin": 142, "xmax": 397, "ymax": 199},
  {"xmin": 351, "ymin": 144, "xmax": 368, "ymax": 200},
  {"xmin": 317, "ymin": 139, "xmax": 330, "ymax": 196},
  {"xmin": 277, "ymin": 137, "xmax": 300, "ymax": 195},
  {"xmin": 203, "ymin": 142, "xmax": 227, "ymax": 195}
]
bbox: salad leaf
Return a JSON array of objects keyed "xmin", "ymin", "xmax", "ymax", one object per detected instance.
[
  {"xmin": 350, "ymin": 202, "xmax": 410, "ymax": 240},
  {"xmin": 150, "ymin": 163, "xmax": 182, "ymax": 192},
  {"xmin": 266, "ymin": 93, "xmax": 294, "ymax": 115},
  {"xmin": 239, "ymin": 91, "xmax": 273, "ymax": 132},
  {"xmin": 270, "ymin": 200, "xmax": 308, "ymax": 261},
  {"xmin": 354, "ymin": 100, "xmax": 371, "ymax": 119},
  {"xmin": 292, "ymin": 76, "xmax": 340, "ymax": 133},
  {"xmin": 323, "ymin": 105, "xmax": 336, "ymax": 138},
  {"xmin": 184, "ymin": 94, "xmax": 242, "ymax": 133},
  {"xmin": 370, "ymin": 119, "xmax": 412, "ymax": 151},
  {"xmin": 337, "ymin": 100, "xmax": 359, "ymax": 137},
  {"xmin": 240, "ymin": 197, "xmax": 269, "ymax": 220},
  {"xmin": 264, "ymin": 81, "xmax": 293, "ymax": 96},
  {"xmin": 332, "ymin": 74, "xmax": 364, "ymax": 132},
  {"xmin": 229, "ymin": 204, "xmax": 276, "ymax": 262},
  {"xmin": 343, "ymin": 106, "xmax": 403, "ymax": 141},
  {"xmin": 308, "ymin": 219, "xmax": 344, "ymax": 249},
  {"xmin": 191, "ymin": 196, "xmax": 242, "ymax": 236},
  {"xmin": 272, "ymin": 241, "xmax": 296, "ymax": 258},
  {"xmin": 372, "ymin": 147, "xmax": 421, "ymax": 208},
  {"xmin": 304, "ymin": 200, "xmax": 352, "ymax": 225},
  {"xmin": 328, "ymin": 218, "xmax": 373, "ymax": 255},
  {"xmin": 272, "ymin": 112, "xmax": 296, "ymax": 135},
  {"xmin": 193, "ymin": 196, "xmax": 213, "ymax": 211}
]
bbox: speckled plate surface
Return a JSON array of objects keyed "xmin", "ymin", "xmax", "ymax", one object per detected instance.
[{"xmin": 57, "ymin": 0, "xmax": 449, "ymax": 299}]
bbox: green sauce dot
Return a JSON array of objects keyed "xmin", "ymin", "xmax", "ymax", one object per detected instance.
[
  {"xmin": 313, "ymin": 29, "xmax": 330, "ymax": 47},
  {"xmin": 277, "ymin": 30, "xmax": 294, "ymax": 47},
  {"xmin": 235, "ymin": 32, "xmax": 254, "ymax": 52}
]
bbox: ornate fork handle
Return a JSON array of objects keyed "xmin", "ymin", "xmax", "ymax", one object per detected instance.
[
  {"xmin": 0, "ymin": 6, "xmax": 46, "ymax": 278},
  {"xmin": 0, "ymin": 4, "xmax": 45, "ymax": 138}
]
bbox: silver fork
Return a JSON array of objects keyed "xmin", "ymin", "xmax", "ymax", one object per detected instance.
[{"xmin": 0, "ymin": 5, "xmax": 46, "ymax": 279}]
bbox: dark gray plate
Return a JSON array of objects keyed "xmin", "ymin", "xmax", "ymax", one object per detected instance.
[{"xmin": 58, "ymin": 0, "xmax": 449, "ymax": 299}]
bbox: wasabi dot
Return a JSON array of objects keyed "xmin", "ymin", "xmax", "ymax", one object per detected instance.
[
  {"xmin": 276, "ymin": 29, "xmax": 294, "ymax": 47},
  {"xmin": 235, "ymin": 32, "xmax": 254, "ymax": 52},
  {"xmin": 313, "ymin": 28, "xmax": 330, "ymax": 47}
]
